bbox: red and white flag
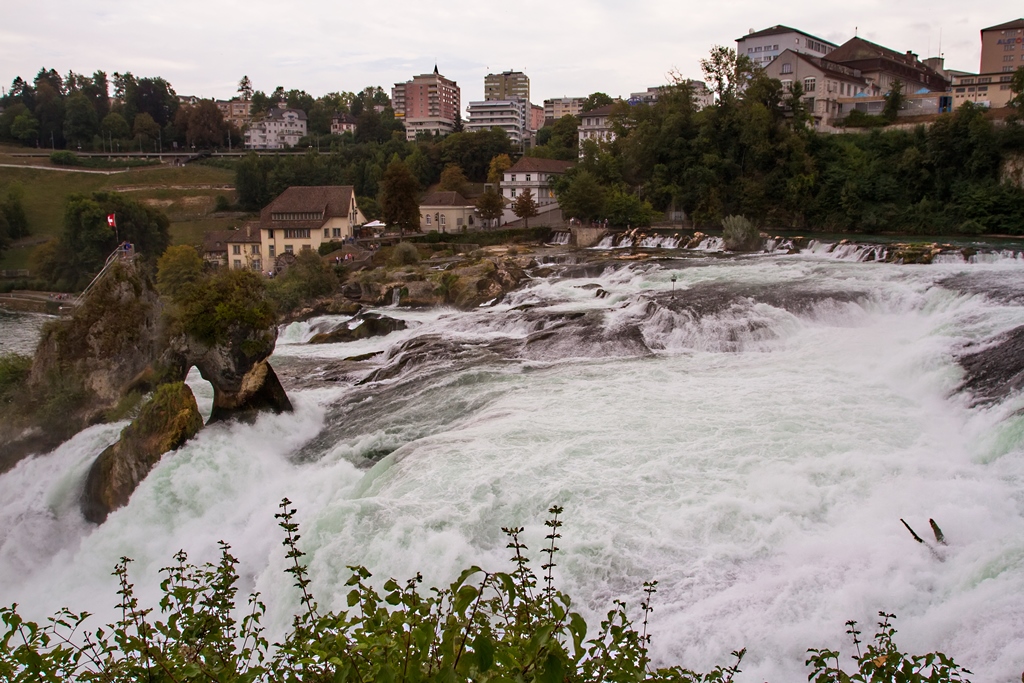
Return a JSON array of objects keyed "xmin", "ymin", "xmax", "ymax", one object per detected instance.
[{"xmin": 107, "ymin": 214, "xmax": 116, "ymax": 228}]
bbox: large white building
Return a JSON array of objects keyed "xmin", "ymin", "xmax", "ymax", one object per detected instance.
[
  {"xmin": 465, "ymin": 98, "xmax": 528, "ymax": 145},
  {"xmin": 244, "ymin": 108, "xmax": 307, "ymax": 149},
  {"xmin": 499, "ymin": 157, "xmax": 575, "ymax": 225},
  {"xmin": 737, "ymin": 25, "xmax": 837, "ymax": 68}
]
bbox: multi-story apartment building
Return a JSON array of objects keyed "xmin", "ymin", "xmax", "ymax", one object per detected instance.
[
  {"xmin": 465, "ymin": 98, "xmax": 528, "ymax": 145},
  {"xmin": 529, "ymin": 104, "xmax": 545, "ymax": 132},
  {"xmin": 216, "ymin": 100, "xmax": 253, "ymax": 130},
  {"xmin": 980, "ymin": 18, "xmax": 1024, "ymax": 74},
  {"xmin": 543, "ymin": 97, "xmax": 586, "ymax": 121},
  {"xmin": 485, "ymin": 71, "xmax": 530, "ymax": 102},
  {"xmin": 950, "ymin": 18, "xmax": 1024, "ymax": 109},
  {"xmin": 392, "ymin": 67, "xmax": 461, "ymax": 141},
  {"xmin": 500, "ymin": 157, "xmax": 573, "ymax": 205},
  {"xmin": 244, "ymin": 107, "xmax": 307, "ymax": 149},
  {"xmin": 629, "ymin": 82, "xmax": 714, "ymax": 110},
  {"xmin": 578, "ymin": 104, "xmax": 617, "ymax": 152},
  {"xmin": 737, "ymin": 25, "xmax": 837, "ymax": 68}
]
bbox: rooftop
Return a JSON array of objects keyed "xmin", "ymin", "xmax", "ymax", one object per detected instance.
[
  {"xmin": 506, "ymin": 157, "xmax": 575, "ymax": 174},
  {"xmin": 420, "ymin": 191, "xmax": 474, "ymax": 207},
  {"xmin": 259, "ymin": 186, "xmax": 356, "ymax": 224},
  {"xmin": 981, "ymin": 18, "xmax": 1024, "ymax": 32},
  {"xmin": 737, "ymin": 24, "xmax": 837, "ymax": 48}
]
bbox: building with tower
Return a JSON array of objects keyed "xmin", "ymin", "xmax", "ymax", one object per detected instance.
[{"xmin": 392, "ymin": 66, "xmax": 461, "ymax": 141}]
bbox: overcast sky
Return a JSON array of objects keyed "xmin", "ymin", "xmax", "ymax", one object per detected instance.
[{"xmin": 1, "ymin": 1, "xmax": 1021, "ymax": 110}]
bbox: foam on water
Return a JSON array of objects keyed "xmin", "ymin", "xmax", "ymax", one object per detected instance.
[{"xmin": 2, "ymin": 252, "xmax": 1024, "ymax": 680}]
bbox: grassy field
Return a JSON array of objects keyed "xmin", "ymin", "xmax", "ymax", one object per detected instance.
[{"xmin": 0, "ymin": 158, "xmax": 243, "ymax": 271}]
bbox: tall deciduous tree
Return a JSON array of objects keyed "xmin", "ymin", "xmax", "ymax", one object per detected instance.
[
  {"xmin": 62, "ymin": 91, "xmax": 99, "ymax": 146},
  {"xmin": 439, "ymin": 164, "xmax": 469, "ymax": 194},
  {"xmin": 511, "ymin": 188, "xmax": 539, "ymax": 228},
  {"xmin": 487, "ymin": 154, "xmax": 512, "ymax": 184},
  {"xmin": 475, "ymin": 189, "xmax": 505, "ymax": 228},
  {"xmin": 379, "ymin": 157, "xmax": 420, "ymax": 238}
]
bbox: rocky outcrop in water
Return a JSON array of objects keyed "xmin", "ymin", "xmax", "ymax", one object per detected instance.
[
  {"xmin": 957, "ymin": 324, "xmax": 1024, "ymax": 406},
  {"xmin": 0, "ymin": 258, "xmax": 291, "ymax": 517},
  {"xmin": 309, "ymin": 313, "xmax": 408, "ymax": 344},
  {"xmin": 348, "ymin": 257, "xmax": 527, "ymax": 309},
  {"xmin": 81, "ymin": 382, "xmax": 203, "ymax": 523}
]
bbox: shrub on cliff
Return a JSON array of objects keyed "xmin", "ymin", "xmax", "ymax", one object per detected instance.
[
  {"xmin": 265, "ymin": 249, "xmax": 338, "ymax": 314},
  {"xmin": 156, "ymin": 244, "xmax": 205, "ymax": 302},
  {"xmin": 178, "ymin": 268, "xmax": 276, "ymax": 356},
  {"xmin": 0, "ymin": 504, "xmax": 973, "ymax": 682}
]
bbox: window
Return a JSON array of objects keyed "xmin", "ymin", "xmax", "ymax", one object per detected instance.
[
  {"xmin": 1002, "ymin": 85, "xmax": 1012, "ymax": 90},
  {"xmin": 232, "ymin": 259, "xmax": 242, "ymax": 269},
  {"xmin": 440, "ymin": 215, "xmax": 446, "ymax": 226},
  {"xmin": 525, "ymin": 174, "xmax": 531, "ymax": 181},
  {"xmin": 511, "ymin": 174, "xmax": 516, "ymax": 181},
  {"xmin": 979, "ymin": 86, "xmax": 988, "ymax": 92},
  {"xmin": 781, "ymin": 63, "xmax": 793, "ymax": 74},
  {"xmin": 781, "ymin": 79, "xmax": 792, "ymax": 91},
  {"xmin": 333, "ymin": 228, "xmax": 342, "ymax": 237},
  {"xmin": 268, "ymin": 229, "xmax": 274, "ymax": 238},
  {"xmin": 269, "ymin": 245, "xmax": 275, "ymax": 258},
  {"xmin": 232, "ymin": 245, "xmax": 241, "ymax": 255},
  {"xmin": 284, "ymin": 229, "xmax": 310, "ymax": 239},
  {"xmin": 324, "ymin": 228, "xmax": 330, "ymax": 238},
  {"xmin": 803, "ymin": 77, "xmax": 816, "ymax": 92},
  {"xmin": 285, "ymin": 245, "xmax": 293, "ymax": 253},
  {"xmin": 962, "ymin": 78, "xmax": 975, "ymax": 84},
  {"xmin": 1001, "ymin": 75, "xmax": 1013, "ymax": 82},
  {"xmin": 955, "ymin": 87, "xmax": 966, "ymax": 93},
  {"xmin": 426, "ymin": 215, "xmax": 431, "ymax": 226},
  {"xmin": 1006, "ymin": 44, "xmax": 1016, "ymax": 51},
  {"xmin": 252, "ymin": 260, "xmax": 261, "ymax": 271},
  {"xmin": 1004, "ymin": 66, "xmax": 1016, "ymax": 72},
  {"xmin": 511, "ymin": 189, "xmax": 516, "ymax": 197},
  {"xmin": 1005, "ymin": 55, "xmax": 1016, "ymax": 62},
  {"xmin": 979, "ymin": 77, "xmax": 992, "ymax": 83},
  {"xmin": 251, "ymin": 244, "xmax": 259, "ymax": 254}
]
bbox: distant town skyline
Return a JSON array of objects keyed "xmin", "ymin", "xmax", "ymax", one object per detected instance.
[{"xmin": 1, "ymin": 1, "xmax": 1021, "ymax": 112}]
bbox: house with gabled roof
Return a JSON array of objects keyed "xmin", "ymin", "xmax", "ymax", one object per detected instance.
[
  {"xmin": 256, "ymin": 186, "xmax": 365, "ymax": 268},
  {"xmin": 419, "ymin": 191, "xmax": 479, "ymax": 233},
  {"xmin": 500, "ymin": 157, "xmax": 574, "ymax": 226},
  {"xmin": 826, "ymin": 36, "xmax": 949, "ymax": 95},
  {"xmin": 763, "ymin": 49, "xmax": 872, "ymax": 128}
]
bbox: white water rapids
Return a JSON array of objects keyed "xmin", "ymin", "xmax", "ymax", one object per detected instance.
[{"xmin": 2, "ymin": 250, "xmax": 1024, "ymax": 680}]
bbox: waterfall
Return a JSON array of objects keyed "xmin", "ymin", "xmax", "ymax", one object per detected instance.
[{"xmin": 3, "ymin": 251, "xmax": 1024, "ymax": 681}]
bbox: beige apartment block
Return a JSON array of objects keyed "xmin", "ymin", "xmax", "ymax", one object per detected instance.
[
  {"xmin": 485, "ymin": 71, "xmax": 530, "ymax": 102},
  {"xmin": 979, "ymin": 18, "xmax": 1024, "ymax": 75}
]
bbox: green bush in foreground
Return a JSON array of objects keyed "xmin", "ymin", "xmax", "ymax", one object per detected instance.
[{"xmin": 0, "ymin": 503, "xmax": 972, "ymax": 682}]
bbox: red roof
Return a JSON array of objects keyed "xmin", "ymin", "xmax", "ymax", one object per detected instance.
[
  {"xmin": 506, "ymin": 157, "xmax": 574, "ymax": 174},
  {"xmin": 259, "ymin": 186, "xmax": 356, "ymax": 225}
]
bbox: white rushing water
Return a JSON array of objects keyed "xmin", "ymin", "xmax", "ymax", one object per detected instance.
[{"xmin": 2, "ymin": 251, "xmax": 1024, "ymax": 681}]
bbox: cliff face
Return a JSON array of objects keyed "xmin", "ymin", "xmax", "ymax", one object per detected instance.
[
  {"xmin": 80, "ymin": 382, "xmax": 203, "ymax": 524},
  {"xmin": 1, "ymin": 258, "xmax": 292, "ymax": 520}
]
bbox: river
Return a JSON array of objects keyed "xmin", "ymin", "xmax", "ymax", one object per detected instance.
[{"xmin": 1, "ymin": 243, "xmax": 1023, "ymax": 680}]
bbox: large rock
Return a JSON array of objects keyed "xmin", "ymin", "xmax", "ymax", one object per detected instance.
[
  {"xmin": 308, "ymin": 313, "xmax": 408, "ymax": 344},
  {"xmin": 81, "ymin": 382, "xmax": 203, "ymax": 523}
]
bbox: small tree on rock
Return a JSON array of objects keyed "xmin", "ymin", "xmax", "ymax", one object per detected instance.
[{"xmin": 512, "ymin": 189, "xmax": 539, "ymax": 228}]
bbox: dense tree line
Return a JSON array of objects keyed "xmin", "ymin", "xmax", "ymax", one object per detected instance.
[
  {"xmin": 234, "ymin": 128, "xmax": 513, "ymax": 216},
  {"xmin": 535, "ymin": 53, "xmax": 1024, "ymax": 234}
]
